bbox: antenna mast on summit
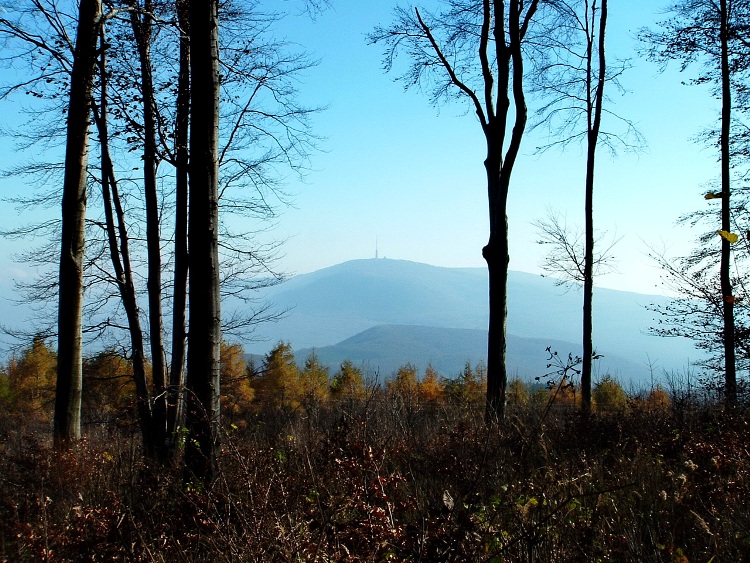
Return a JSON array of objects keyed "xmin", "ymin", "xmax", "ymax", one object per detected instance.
[{"xmin": 375, "ymin": 236, "xmax": 379, "ymax": 259}]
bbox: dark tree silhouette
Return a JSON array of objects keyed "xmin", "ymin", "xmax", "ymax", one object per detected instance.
[
  {"xmin": 127, "ymin": 0, "xmax": 169, "ymax": 448},
  {"xmin": 0, "ymin": 0, "xmax": 318, "ymax": 458},
  {"xmin": 91, "ymin": 24, "xmax": 155, "ymax": 453},
  {"xmin": 371, "ymin": 0, "xmax": 545, "ymax": 421},
  {"xmin": 529, "ymin": 0, "xmax": 639, "ymax": 413},
  {"xmin": 184, "ymin": 0, "xmax": 221, "ymax": 482}
]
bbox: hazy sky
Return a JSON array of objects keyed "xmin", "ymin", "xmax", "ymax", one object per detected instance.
[
  {"xmin": 0, "ymin": 0, "xmax": 726, "ymax": 299},
  {"xmin": 259, "ymin": 0, "xmax": 721, "ymax": 296}
]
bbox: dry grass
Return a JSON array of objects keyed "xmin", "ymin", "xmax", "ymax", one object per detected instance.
[{"xmin": 0, "ymin": 395, "xmax": 749, "ymax": 562}]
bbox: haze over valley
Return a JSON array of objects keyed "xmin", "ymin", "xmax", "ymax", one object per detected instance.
[{"xmin": 245, "ymin": 258, "xmax": 699, "ymax": 384}]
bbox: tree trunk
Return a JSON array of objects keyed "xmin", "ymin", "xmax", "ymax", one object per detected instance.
[
  {"xmin": 167, "ymin": 0, "xmax": 190, "ymax": 456},
  {"xmin": 484, "ymin": 145, "xmax": 509, "ymax": 422},
  {"xmin": 484, "ymin": 0, "xmax": 535, "ymax": 422},
  {"xmin": 184, "ymin": 0, "xmax": 221, "ymax": 482},
  {"xmin": 719, "ymin": 0, "xmax": 737, "ymax": 407},
  {"xmin": 129, "ymin": 0, "xmax": 168, "ymax": 447},
  {"xmin": 582, "ymin": 0, "xmax": 607, "ymax": 416},
  {"xmin": 393, "ymin": 1, "xmax": 539, "ymax": 422},
  {"xmin": 93, "ymin": 28, "xmax": 154, "ymax": 452},
  {"xmin": 54, "ymin": 0, "xmax": 101, "ymax": 448}
]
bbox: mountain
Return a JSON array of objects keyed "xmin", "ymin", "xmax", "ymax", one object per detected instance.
[
  {"xmin": 248, "ymin": 258, "xmax": 488, "ymax": 347},
  {"xmin": 296, "ymin": 324, "xmax": 646, "ymax": 382},
  {"xmin": 243, "ymin": 258, "xmax": 700, "ymax": 383}
]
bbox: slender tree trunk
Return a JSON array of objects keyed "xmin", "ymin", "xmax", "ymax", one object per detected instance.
[
  {"xmin": 185, "ymin": 0, "xmax": 221, "ymax": 482},
  {"xmin": 54, "ymin": 0, "xmax": 101, "ymax": 448},
  {"xmin": 582, "ymin": 218, "xmax": 594, "ymax": 415},
  {"xmin": 581, "ymin": 4, "xmax": 595, "ymax": 415},
  {"xmin": 167, "ymin": 0, "xmax": 190, "ymax": 455},
  {"xmin": 719, "ymin": 0, "xmax": 737, "ymax": 407},
  {"xmin": 93, "ymin": 28, "xmax": 154, "ymax": 451},
  {"xmin": 582, "ymin": 0, "xmax": 607, "ymax": 415},
  {"xmin": 129, "ymin": 0, "xmax": 168, "ymax": 446}
]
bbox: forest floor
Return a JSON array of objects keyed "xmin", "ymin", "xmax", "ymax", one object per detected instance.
[{"xmin": 1, "ymin": 397, "xmax": 749, "ymax": 562}]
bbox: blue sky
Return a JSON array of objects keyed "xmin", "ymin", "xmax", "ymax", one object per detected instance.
[
  {"xmin": 0, "ymin": 0, "xmax": 726, "ymax": 302},
  {"xmin": 252, "ymin": 0, "xmax": 723, "ymax": 296}
]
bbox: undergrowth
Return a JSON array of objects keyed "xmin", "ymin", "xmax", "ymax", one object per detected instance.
[{"xmin": 0, "ymin": 398, "xmax": 749, "ymax": 562}]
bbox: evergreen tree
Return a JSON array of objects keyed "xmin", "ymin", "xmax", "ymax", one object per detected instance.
[
  {"xmin": 300, "ymin": 350, "xmax": 330, "ymax": 412},
  {"xmin": 220, "ymin": 341, "xmax": 254, "ymax": 428},
  {"xmin": 418, "ymin": 363, "xmax": 445, "ymax": 403},
  {"xmin": 8, "ymin": 336, "xmax": 57, "ymax": 420},
  {"xmin": 257, "ymin": 342, "xmax": 301, "ymax": 409},
  {"xmin": 331, "ymin": 360, "xmax": 366, "ymax": 402}
]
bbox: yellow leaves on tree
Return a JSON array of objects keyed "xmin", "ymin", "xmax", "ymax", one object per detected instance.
[
  {"xmin": 82, "ymin": 350, "xmax": 136, "ymax": 424},
  {"xmin": 300, "ymin": 350, "xmax": 330, "ymax": 412},
  {"xmin": 387, "ymin": 363, "xmax": 419, "ymax": 405},
  {"xmin": 444, "ymin": 362, "xmax": 486, "ymax": 404},
  {"xmin": 388, "ymin": 363, "xmax": 450, "ymax": 406},
  {"xmin": 331, "ymin": 359, "xmax": 366, "ymax": 402},
  {"xmin": 220, "ymin": 341, "xmax": 255, "ymax": 426},
  {"xmin": 592, "ymin": 375, "xmax": 628, "ymax": 413},
  {"xmin": 643, "ymin": 386, "xmax": 671, "ymax": 412},
  {"xmin": 418, "ymin": 364, "xmax": 445, "ymax": 403},
  {"xmin": 6, "ymin": 335, "xmax": 57, "ymax": 420},
  {"xmin": 256, "ymin": 342, "xmax": 301, "ymax": 410},
  {"xmin": 254, "ymin": 345, "xmax": 332, "ymax": 412},
  {"xmin": 507, "ymin": 378, "xmax": 531, "ymax": 408},
  {"xmin": 543, "ymin": 376, "xmax": 579, "ymax": 409},
  {"xmin": 717, "ymin": 230, "xmax": 739, "ymax": 243},
  {"xmin": 0, "ymin": 365, "xmax": 10, "ymax": 410}
]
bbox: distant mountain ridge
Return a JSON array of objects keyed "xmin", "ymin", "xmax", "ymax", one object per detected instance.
[
  {"xmin": 295, "ymin": 324, "xmax": 646, "ymax": 381},
  {"xmin": 245, "ymin": 258, "xmax": 699, "ymax": 383}
]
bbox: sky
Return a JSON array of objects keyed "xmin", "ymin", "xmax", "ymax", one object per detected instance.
[
  {"xmin": 0, "ymin": 0, "xmax": 728, "ymax": 305},
  {"xmin": 254, "ymin": 0, "xmax": 722, "ymax": 296}
]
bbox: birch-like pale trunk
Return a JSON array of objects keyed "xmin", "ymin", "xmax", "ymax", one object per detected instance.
[{"xmin": 54, "ymin": 0, "xmax": 101, "ymax": 448}]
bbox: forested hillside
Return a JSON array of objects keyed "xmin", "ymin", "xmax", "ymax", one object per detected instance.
[{"xmin": 249, "ymin": 259, "xmax": 698, "ymax": 382}]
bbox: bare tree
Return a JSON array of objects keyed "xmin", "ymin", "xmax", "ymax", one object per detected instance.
[
  {"xmin": 91, "ymin": 23, "xmax": 155, "ymax": 452},
  {"xmin": 127, "ymin": 0, "xmax": 168, "ymax": 446},
  {"xmin": 371, "ymin": 0, "xmax": 544, "ymax": 421},
  {"xmin": 533, "ymin": 211, "xmax": 619, "ymax": 286},
  {"xmin": 529, "ymin": 0, "xmax": 639, "ymax": 413},
  {"xmin": 646, "ymin": 186, "xmax": 750, "ymax": 394},
  {"xmin": 646, "ymin": 239, "xmax": 750, "ymax": 378},
  {"xmin": 641, "ymin": 0, "xmax": 750, "ymax": 407},
  {"xmin": 0, "ymin": 0, "xmax": 319, "ymax": 454}
]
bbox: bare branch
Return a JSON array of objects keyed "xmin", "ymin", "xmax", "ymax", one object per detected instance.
[{"xmin": 533, "ymin": 210, "xmax": 620, "ymax": 287}]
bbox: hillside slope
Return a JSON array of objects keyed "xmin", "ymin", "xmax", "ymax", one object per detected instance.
[
  {"xmin": 244, "ymin": 258, "xmax": 699, "ymax": 382},
  {"xmin": 296, "ymin": 324, "xmax": 646, "ymax": 381}
]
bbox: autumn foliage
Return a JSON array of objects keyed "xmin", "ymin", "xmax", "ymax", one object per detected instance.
[
  {"xmin": 3, "ymin": 335, "xmax": 57, "ymax": 422},
  {"xmin": 220, "ymin": 342, "xmax": 254, "ymax": 429}
]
